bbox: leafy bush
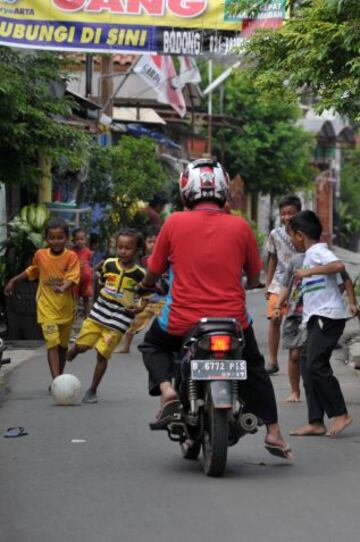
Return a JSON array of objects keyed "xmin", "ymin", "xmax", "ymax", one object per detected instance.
[
  {"xmin": 0, "ymin": 48, "xmax": 89, "ymax": 189},
  {"xmin": 86, "ymin": 136, "xmax": 167, "ymax": 237}
]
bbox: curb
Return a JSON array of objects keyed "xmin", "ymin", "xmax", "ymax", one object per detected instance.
[{"xmin": 0, "ymin": 344, "xmax": 45, "ymax": 392}]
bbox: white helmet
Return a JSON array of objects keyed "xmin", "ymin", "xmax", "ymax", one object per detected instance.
[{"xmin": 179, "ymin": 159, "xmax": 230, "ymax": 207}]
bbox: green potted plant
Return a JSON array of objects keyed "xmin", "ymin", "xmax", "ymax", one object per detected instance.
[{"xmin": 0, "ymin": 204, "xmax": 50, "ymax": 340}]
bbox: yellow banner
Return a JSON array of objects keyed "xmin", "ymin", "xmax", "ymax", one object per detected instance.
[{"xmin": 0, "ymin": 1, "xmax": 285, "ymax": 55}]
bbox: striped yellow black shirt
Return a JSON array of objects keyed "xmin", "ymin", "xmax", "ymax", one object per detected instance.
[{"xmin": 89, "ymin": 258, "xmax": 145, "ymax": 333}]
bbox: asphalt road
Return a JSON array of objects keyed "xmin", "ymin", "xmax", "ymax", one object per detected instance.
[{"xmin": 1, "ymin": 291, "xmax": 360, "ymax": 542}]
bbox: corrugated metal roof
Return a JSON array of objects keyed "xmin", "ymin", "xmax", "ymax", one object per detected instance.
[{"xmin": 112, "ymin": 107, "xmax": 166, "ymax": 124}]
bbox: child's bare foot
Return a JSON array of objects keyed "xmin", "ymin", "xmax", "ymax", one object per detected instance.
[
  {"xmin": 290, "ymin": 422, "xmax": 326, "ymax": 436},
  {"xmin": 326, "ymin": 414, "xmax": 352, "ymax": 438},
  {"xmin": 285, "ymin": 392, "xmax": 301, "ymax": 403},
  {"xmin": 114, "ymin": 347, "xmax": 130, "ymax": 354}
]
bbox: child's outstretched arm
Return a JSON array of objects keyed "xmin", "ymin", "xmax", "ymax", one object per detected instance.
[
  {"xmin": 272, "ymin": 285, "xmax": 289, "ymax": 320},
  {"xmin": 141, "ymin": 269, "xmax": 161, "ymax": 290},
  {"xmin": 294, "ymin": 260, "xmax": 345, "ymax": 279},
  {"xmin": 4, "ymin": 271, "xmax": 28, "ymax": 296},
  {"xmin": 265, "ymin": 252, "xmax": 277, "ymax": 299}
]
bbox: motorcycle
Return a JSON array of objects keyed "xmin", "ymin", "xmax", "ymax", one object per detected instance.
[{"xmin": 150, "ymin": 317, "xmax": 259, "ymax": 477}]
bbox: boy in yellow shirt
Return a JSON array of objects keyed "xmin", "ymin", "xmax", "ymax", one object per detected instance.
[
  {"xmin": 4, "ymin": 218, "xmax": 80, "ymax": 380},
  {"xmin": 67, "ymin": 229, "xmax": 147, "ymax": 404}
]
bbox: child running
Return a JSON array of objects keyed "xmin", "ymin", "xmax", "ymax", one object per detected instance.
[
  {"xmin": 287, "ymin": 210, "xmax": 356, "ymax": 437},
  {"xmin": 116, "ymin": 228, "xmax": 167, "ymax": 354},
  {"xmin": 273, "ymin": 252, "xmax": 306, "ymax": 402},
  {"xmin": 72, "ymin": 228, "xmax": 93, "ymax": 318},
  {"xmin": 274, "ymin": 255, "xmax": 357, "ymax": 403},
  {"xmin": 4, "ymin": 218, "xmax": 80, "ymax": 380},
  {"xmin": 265, "ymin": 195, "xmax": 302, "ymax": 374},
  {"xmin": 67, "ymin": 229, "xmax": 147, "ymax": 403}
]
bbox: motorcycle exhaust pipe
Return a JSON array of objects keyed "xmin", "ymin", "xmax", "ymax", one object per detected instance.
[{"xmin": 239, "ymin": 413, "xmax": 258, "ymax": 433}]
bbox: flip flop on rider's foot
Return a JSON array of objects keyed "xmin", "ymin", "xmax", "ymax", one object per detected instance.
[
  {"xmin": 157, "ymin": 399, "xmax": 181, "ymax": 421},
  {"xmin": 150, "ymin": 400, "xmax": 182, "ymax": 430}
]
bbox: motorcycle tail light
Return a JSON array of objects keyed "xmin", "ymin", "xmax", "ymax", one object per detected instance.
[{"xmin": 210, "ymin": 335, "xmax": 231, "ymax": 352}]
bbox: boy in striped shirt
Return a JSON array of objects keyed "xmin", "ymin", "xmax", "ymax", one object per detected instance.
[{"xmin": 67, "ymin": 230, "xmax": 146, "ymax": 403}]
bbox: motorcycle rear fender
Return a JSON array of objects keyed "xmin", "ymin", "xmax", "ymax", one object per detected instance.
[{"xmin": 209, "ymin": 381, "xmax": 232, "ymax": 409}]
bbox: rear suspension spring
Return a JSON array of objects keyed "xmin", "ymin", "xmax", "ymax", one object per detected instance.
[{"xmin": 188, "ymin": 378, "xmax": 198, "ymax": 414}]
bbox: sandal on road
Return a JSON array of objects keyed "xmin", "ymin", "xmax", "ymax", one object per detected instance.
[
  {"xmin": 149, "ymin": 399, "xmax": 182, "ymax": 430},
  {"xmin": 3, "ymin": 426, "xmax": 28, "ymax": 438}
]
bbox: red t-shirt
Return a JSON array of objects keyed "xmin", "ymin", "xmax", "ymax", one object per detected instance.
[
  {"xmin": 148, "ymin": 204, "xmax": 262, "ymax": 336},
  {"xmin": 72, "ymin": 246, "xmax": 92, "ymax": 280}
]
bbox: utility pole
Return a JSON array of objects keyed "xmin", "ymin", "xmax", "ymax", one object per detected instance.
[
  {"xmin": 85, "ymin": 53, "xmax": 93, "ymax": 98},
  {"xmin": 100, "ymin": 55, "xmax": 114, "ymax": 117}
]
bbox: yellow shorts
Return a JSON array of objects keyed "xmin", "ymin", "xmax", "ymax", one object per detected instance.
[
  {"xmin": 128, "ymin": 301, "xmax": 165, "ymax": 335},
  {"xmin": 75, "ymin": 318, "xmax": 122, "ymax": 360},
  {"xmin": 41, "ymin": 322, "xmax": 73, "ymax": 350},
  {"xmin": 267, "ymin": 293, "xmax": 287, "ymax": 319}
]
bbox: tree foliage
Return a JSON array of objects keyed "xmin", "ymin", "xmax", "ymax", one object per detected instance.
[
  {"xmin": 234, "ymin": 0, "xmax": 360, "ymax": 118},
  {"xmin": 0, "ymin": 48, "xmax": 89, "ymax": 188},
  {"xmin": 212, "ymin": 70, "xmax": 314, "ymax": 195},
  {"xmin": 86, "ymin": 136, "xmax": 166, "ymax": 234}
]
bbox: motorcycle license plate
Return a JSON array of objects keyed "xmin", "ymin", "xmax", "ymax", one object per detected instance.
[{"xmin": 191, "ymin": 360, "xmax": 247, "ymax": 380}]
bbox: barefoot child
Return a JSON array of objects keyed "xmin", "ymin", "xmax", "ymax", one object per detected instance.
[
  {"xmin": 72, "ymin": 228, "xmax": 93, "ymax": 318},
  {"xmin": 274, "ymin": 254, "xmax": 357, "ymax": 403},
  {"xmin": 273, "ymin": 253, "xmax": 306, "ymax": 402},
  {"xmin": 265, "ymin": 195, "xmax": 302, "ymax": 374},
  {"xmin": 116, "ymin": 228, "xmax": 167, "ymax": 354},
  {"xmin": 287, "ymin": 210, "xmax": 356, "ymax": 437},
  {"xmin": 67, "ymin": 230, "xmax": 147, "ymax": 403},
  {"xmin": 4, "ymin": 218, "xmax": 80, "ymax": 380}
]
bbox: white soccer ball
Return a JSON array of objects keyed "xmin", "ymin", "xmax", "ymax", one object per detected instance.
[{"xmin": 51, "ymin": 374, "xmax": 81, "ymax": 406}]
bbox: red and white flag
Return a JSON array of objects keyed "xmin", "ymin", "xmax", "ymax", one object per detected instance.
[
  {"xmin": 134, "ymin": 55, "xmax": 186, "ymax": 118},
  {"xmin": 178, "ymin": 56, "xmax": 201, "ymax": 88}
]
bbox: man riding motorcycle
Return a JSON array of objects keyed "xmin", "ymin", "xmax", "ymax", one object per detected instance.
[{"xmin": 138, "ymin": 159, "xmax": 292, "ymax": 460}]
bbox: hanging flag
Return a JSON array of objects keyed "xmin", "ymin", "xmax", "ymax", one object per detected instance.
[
  {"xmin": 134, "ymin": 55, "xmax": 186, "ymax": 118},
  {"xmin": 178, "ymin": 56, "xmax": 202, "ymax": 89}
]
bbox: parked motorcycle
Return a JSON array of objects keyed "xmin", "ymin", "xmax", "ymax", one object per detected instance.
[{"xmin": 150, "ymin": 317, "xmax": 259, "ymax": 477}]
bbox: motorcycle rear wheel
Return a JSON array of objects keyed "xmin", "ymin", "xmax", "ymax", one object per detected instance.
[{"xmin": 202, "ymin": 392, "xmax": 229, "ymax": 477}]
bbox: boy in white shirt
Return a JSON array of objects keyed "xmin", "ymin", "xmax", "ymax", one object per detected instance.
[
  {"xmin": 265, "ymin": 195, "xmax": 301, "ymax": 374},
  {"xmin": 287, "ymin": 210, "xmax": 357, "ymax": 437}
]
